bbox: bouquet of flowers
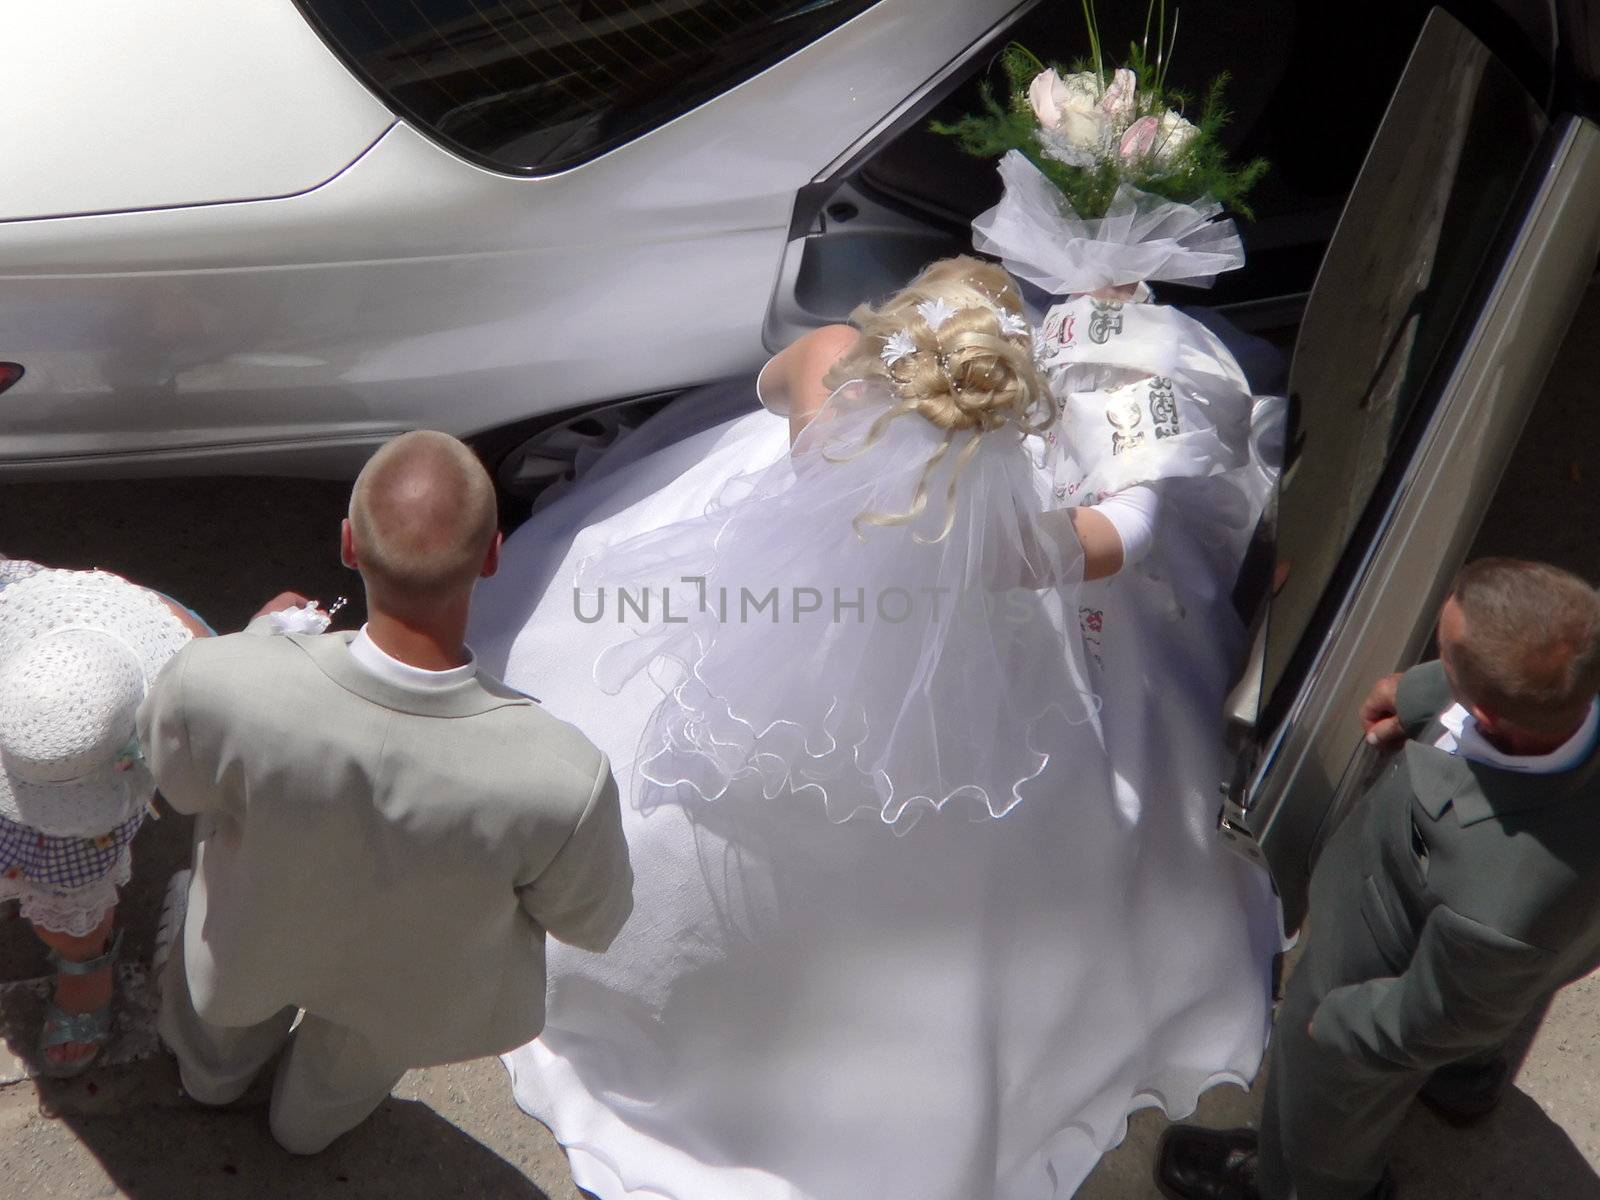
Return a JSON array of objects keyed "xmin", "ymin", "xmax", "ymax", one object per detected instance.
[{"xmin": 939, "ymin": 2, "xmax": 1268, "ymax": 296}]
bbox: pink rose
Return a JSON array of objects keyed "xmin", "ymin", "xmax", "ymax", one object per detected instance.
[
  {"xmin": 1118, "ymin": 115, "xmax": 1160, "ymax": 161},
  {"xmin": 1099, "ymin": 67, "xmax": 1139, "ymax": 124},
  {"xmin": 1027, "ymin": 69, "xmax": 1071, "ymax": 129},
  {"xmin": 1028, "ymin": 69, "xmax": 1106, "ymax": 151}
]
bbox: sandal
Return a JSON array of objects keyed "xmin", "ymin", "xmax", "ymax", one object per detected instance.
[{"xmin": 38, "ymin": 929, "xmax": 122, "ymax": 1079}]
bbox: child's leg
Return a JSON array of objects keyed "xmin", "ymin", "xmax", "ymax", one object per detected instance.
[
  {"xmin": 267, "ymin": 1014, "xmax": 406, "ymax": 1155},
  {"xmin": 31, "ymin": 908, "xmax": 116, "ymax": 1068}
]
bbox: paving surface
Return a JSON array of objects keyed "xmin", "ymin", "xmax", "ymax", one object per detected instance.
[{"xmin": 1, "ymin": 289, "xmax": 1598, "ymax": 1198}]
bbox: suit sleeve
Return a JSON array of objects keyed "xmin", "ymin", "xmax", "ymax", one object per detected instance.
[
  {"xmin": 1311, "ymin": 903, "xmax": 1554, "ymax": 1072},
  {"xmin": 1395, "ymin": 660, "xmax": 1454, "ymax": 738},
  {"xmin": 135, "ymin": 643, "xmax": 218, "ymax": 816},
  {"xmin": 518, "ymin": 755, "xmax": 634, "ymax": 952}
]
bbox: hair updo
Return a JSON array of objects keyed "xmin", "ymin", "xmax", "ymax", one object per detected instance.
[
  {"xmin": 820, "ymin": 257, "xmax": 1051, "ymax": 543},
  {"xmin": 825, "ymin": 256, "xmax": 1051, "ymax": 437}
]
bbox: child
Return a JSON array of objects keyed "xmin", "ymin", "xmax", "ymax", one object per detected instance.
[{"xmin": 0, "ymin": 558, "xmax": 204, "ymax": 1075}]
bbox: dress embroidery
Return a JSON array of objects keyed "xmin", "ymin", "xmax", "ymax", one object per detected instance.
[
  {"xmin": 1043, "ymin": 310, "xmax": 1078, "ymax": 353},
  {"xmin": 1078, "ymin": 607, "xmax": 1105, "ymax": 669},
  {"xmin": 1106, "ymin": 394, "xmax": 1146, "ymax": 455},
  {"xmin": 1088, "ymin": 300, "xmax": 1124, "ymax": 345},
  {"xmin": 1148, "ymin": 376, "xmax": 1179, "ymax": 438}
]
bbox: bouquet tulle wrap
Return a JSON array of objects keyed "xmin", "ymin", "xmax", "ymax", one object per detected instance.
[
  {"xmin": 973, "ymin": 151, "xmax": 1246, "ymax": 296},
  {"xmin": 577, "ymin": 382, "xmax": 1102, "ymax": 832}
]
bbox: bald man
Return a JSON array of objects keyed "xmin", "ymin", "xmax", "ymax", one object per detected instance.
[{"xmin": 140, "ymin": 432, "xmax": 633, "ymax": 1154}]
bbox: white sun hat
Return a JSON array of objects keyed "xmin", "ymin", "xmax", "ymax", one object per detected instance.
[{"xmin": 0, "ymin": 569, "xmax": 192, "ymax": 837}]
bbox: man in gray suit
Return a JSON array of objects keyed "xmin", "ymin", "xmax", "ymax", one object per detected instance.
[
  {"xmin": 140, "ymin": 431, "xmax": 633, "ymax": 1154},
  {"xmin": 1158, "ymin": 557, "xmax": 1600, "ymax": 1199}
]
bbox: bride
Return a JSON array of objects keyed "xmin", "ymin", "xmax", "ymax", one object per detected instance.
[{"xmin": 470, "ymin": 256, "xmax": 1282, "ymax": 1200}]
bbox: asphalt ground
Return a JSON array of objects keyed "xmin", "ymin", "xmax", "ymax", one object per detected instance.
[{"xmin": 0, "ymin": 287, "xmax": 1597, "ymax": 1198}]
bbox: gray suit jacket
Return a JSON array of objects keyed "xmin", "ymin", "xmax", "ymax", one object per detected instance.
[
  {"xmin": 1309, "ymin": 661, "xmax": 1600, "ymax": 1072},
  {"xmin": 139, "ymin": 629, "xmax": 633, "ymax": 1068}
]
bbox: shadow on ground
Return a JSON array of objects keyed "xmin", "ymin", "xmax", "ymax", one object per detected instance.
[
  {"xmin": 0, "ymin": 477, "xmax": 366, "ymax": 635},
  {"xmin": 10, "ymin": 1058, "xmax": 554, "ymax": 1200},
  {"xmin": 1388, "ymin": 1084, "xmax": 1600, "ymax": 1199},
  {"xmin": 1086, "ymin": 1059, "xmax": 1600, "ymax": 1200}
]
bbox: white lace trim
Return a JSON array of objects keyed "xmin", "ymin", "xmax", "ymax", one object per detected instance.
[{"xmin": 0, "ymin": 847, "xmax": 131, "ymax": 935}]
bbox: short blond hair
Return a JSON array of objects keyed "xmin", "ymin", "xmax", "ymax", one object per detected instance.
[
  {"xmin": 348, "ymin": 431, "xmax": 498, "ymax": 608},
  {"xmin": 1450, "ymin": 558, "xmax": 1600, "ymax": 734}
]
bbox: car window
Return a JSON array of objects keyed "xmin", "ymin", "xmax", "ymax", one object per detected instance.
[
  {"xmin": 1260, "ymin": 11, "xmax": 1547, "ymax": 716},
  {"xmin": 293, "ymin": 0, "xmax": 881, "ymax": 175}
]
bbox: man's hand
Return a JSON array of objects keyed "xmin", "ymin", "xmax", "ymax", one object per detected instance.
[
  {"xmin": 252, "ymin": 591, "xmax": 316, "ymax": 621},
  {"xmin": 1360, "ymin": 672, "xmax": 1407, "ymax": 751}
]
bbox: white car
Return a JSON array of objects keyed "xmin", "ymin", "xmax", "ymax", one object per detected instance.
[{"xmin": 0, "ymin": 0, "xmax": 1045, "ymax": 483}]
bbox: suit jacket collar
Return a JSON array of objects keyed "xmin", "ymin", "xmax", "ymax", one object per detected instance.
[
  {"xmin": 1406, "ymin": 738, "xmax": 1600, "ymax": 826},
  {"xmin": 286, "ymin": 632, "xmax": 535, "ymax": 719}
]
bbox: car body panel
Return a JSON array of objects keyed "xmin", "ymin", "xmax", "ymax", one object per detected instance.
[
  {"xmin": 0, "ymin": 2, "xmax": 396, "ymax": 222},
  {"xmin": 0, "ymin": 0, "xmax": 1025, "ymax": 479}
]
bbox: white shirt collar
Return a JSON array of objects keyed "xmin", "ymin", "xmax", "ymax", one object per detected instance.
[
  {"xmin": 348, "ymin": 625, "xmax": 477, "ymax": 693},
  {"xmin": 1436, "ymin": 700, "xmax": 1600, "ymax": 774}
]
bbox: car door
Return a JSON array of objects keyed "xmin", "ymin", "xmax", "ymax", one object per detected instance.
[{"xmin": 1219, "ymin": 7, "xmax": 1600, "ymax": 928}]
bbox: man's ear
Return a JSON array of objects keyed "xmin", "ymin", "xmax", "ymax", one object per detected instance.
[
  {"xmin": 480, "ymin": 530, "xmax": 503, "ymax": 580},
  {"xmin": 340, "ymin": 518, "xmax": 359, "ymax": 570},
  {"xmin": 1468, "ymin": 701, "xmax": 1500, "ymax": 735}
]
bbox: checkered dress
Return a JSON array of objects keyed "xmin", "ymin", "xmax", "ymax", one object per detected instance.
[{"xmin": 0, "ymin": 810, "xmax": 143, "ymax": 890}]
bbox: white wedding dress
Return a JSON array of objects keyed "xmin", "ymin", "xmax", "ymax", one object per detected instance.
[{"xmin": 470, "ymin": 307, "xmax": 1283, "ymax": 1199}]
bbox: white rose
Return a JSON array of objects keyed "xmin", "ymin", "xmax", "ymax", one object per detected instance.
[
  {"xmin": 1058, "ymin": 105, "xmax": 1108, "ymax": 151},
  {"xmin": 1059, "ymin": 71, "xmax": 1102, "ymax": 103},
  {"xmin": 1154, "ymin": 111, "xmax": 1199, "ymax": 165},
  {"xmin": 1099, "ymin": 67, "xmax": 1139, "ymax": 126},
  {"xmin": 1028, "ymin": 69, "xmax": 1107, "ymax": 151}
]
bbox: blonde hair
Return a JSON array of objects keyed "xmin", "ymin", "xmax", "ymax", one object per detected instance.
[
  {"xmin": 823, "ymin": 256, "xmax": 1050, "ymax": 542},
  {"xmin": 349, "ymin": 431, "xmax": 499, "ymax": 612}
]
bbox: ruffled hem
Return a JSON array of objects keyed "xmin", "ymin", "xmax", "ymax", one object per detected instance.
[
  {"xmin": 0, "ymin": 848, "xmax": 131, "ymax": 935},
  {"xmin": 504, "ymin": 1043, "xmax": 1263, "ymax": 1200}
]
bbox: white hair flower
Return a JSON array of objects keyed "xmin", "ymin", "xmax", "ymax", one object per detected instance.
[
  {"xmin": 995, "ymin": 309, "xmax": 1030, "ymax": 338},
  {"xmin": 915, "ymin": 297, "xmax": 960, "ymax": 332},
  {"xmin": 880, "ymin": 330, "xmax": 917, "ymax": 368}
]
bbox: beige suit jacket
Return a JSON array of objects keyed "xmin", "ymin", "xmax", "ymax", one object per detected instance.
[{"xmin": 138, "ymin": 629, "xmax": 633, "ymax": 1067}]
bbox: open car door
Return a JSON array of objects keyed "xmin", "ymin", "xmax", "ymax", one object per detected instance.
[{"xmin": 1220, "ymin": 7, "xmax": 1600, "ymax": 929}]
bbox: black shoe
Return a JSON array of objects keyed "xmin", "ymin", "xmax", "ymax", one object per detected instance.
[
  {"xmin": 1155, "ymin": 1126, "xmax": 1261, "ymax": 1200},
  {"xmin": 1419, "ymin": 1057, "xmax": 1509, "ymax": 1125}
]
